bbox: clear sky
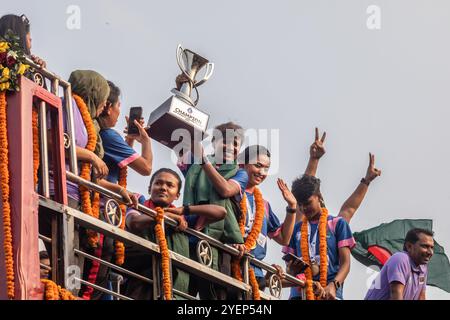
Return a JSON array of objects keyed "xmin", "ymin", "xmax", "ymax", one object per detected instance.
[{"xmin": 4, "ymin": 0, "xmax": 450, "ymax": 299}]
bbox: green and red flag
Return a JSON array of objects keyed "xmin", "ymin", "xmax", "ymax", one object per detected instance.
[{"xmin": 352, "ymin": 219, "xmax": 450, "ymax": 293}]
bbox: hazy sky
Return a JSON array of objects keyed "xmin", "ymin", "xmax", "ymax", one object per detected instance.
[{"xmin": 4, "ymin": 0, "xmax": 450, "ymax": 299}]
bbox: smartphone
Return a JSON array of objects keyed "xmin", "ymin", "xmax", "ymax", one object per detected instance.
[
  {"xmin": 282, "ymin": 253, "xmax": 309, "ymax": 273},
  {"xmin": 128, "ymin": 107, "xmax": 143, "ymax": 135}
]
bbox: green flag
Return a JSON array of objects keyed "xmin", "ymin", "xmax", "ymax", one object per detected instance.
[{"xmin": 352, "ymin": 219, "xmax": 450, "ymax": 293}]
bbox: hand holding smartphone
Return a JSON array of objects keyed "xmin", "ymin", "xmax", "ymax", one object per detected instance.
[
  {"xmin": 282, "ymin": 253, "xmax": 309, "ymax": 274},
  {"xmin": 127, "ymin": 107, "xmax": 143, "ymax": 135}
]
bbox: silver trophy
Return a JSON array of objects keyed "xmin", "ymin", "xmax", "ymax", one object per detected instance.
[{"xmin": 147, "ymin": 44, "xmax": 214, "ymax": 149}]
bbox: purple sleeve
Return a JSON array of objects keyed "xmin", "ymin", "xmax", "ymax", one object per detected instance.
[{"xmin": 386, "ymin": 253, "xmax": 410, "ymax": 285}]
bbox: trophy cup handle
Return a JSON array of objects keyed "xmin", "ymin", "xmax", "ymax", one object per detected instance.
[
  {"xmin": 176, "ymin": 44, "xmax": 192, "ymax": 80},
  {"xmin": 194, "ymin": 62, "xmax": 215, "ymax": 87}
]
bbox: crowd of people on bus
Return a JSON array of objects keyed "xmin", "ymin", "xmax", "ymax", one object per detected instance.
[{"xmin": 0, "ymin": 13, "xmax": 435, "ymax": 301}]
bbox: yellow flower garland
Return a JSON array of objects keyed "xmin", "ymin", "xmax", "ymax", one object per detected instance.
[
  {"xmin": 0, "ymin": 90, "xmax": 14, "ymax": 299},
  {"xmin": 154, "ymin": 207, "xmax": 172, "ymax": 300},
  {"xmin": 73, "ymin": 94, "xmax": 100, "ymax": 248},
  {"xmin": 231, "ymin": 187, "xmax": 265, "ymax": 300},
  {"xmin": 115, "ymin": 167, "xmax": 128, "ymax": 265},
  {"xmin": 300, "ymin": 207, "xmax": 329, "ymax": 300}
]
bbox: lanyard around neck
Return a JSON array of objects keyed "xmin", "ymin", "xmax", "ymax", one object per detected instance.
[{"xmin": 307, "ymin": 221, "xmax": 319, "ymax": 259}]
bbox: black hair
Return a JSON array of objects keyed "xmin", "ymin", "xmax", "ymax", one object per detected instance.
[
  {"xmin": 212, "ymin": 121, "xmax": 244, "ymax": 144},
  {"xmin": 239, "ymin": 145, "xmax": 271, "ymax": 164},
  {"xmin": 149, "ymin": 168, "xmax": 182, "ymax": 193},
  {"xmin": 403, "ymin": 228, "xmax": 434, "ymax": 251},
  {"xmin": 291, "ymin": 174, "xmax": 322, "ymax": 205},
  {"xmin": 99, "ymin": 80, "xmax": 121, "ymax": 118},
  {"xmin": 0, "ymin": 14, "xmax": 31, "ymax": 55},
  {"xmin": 39, "ymin": 251, "xmax": 49, "ymax": 260},
  {"xmin": 107, "ymin": 80, "xmax": 121, "ymax": 106}
]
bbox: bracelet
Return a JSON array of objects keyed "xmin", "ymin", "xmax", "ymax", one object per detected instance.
[
  {"xmin": 333, "ymin": 279, "xmax": 342, "ymax": 289},
  {"xmin": 286, "ymin": 206, "xmax": 297, "ymax": 214},
  {"xmin": 360, "ymin": 178, "xmax": 370, "ymax": 186},
  {"xmin": 183, "ymin": 205, "xmax": 191, "ymax": 216}
]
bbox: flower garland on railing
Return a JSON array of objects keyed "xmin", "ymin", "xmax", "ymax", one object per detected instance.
[
  {"xmin": 115, "ymin": 167, "xmax": 128, "ymax": 265},
  {"xmin": 32, "ymin": 106, "xmax": 40, "ymax": 187},
  {"xmin": 300, "ymin": 207, "xmax": 329, "ymax": 300},
  {"xmin": 154, "ymin": 207, "xmax": 172, "ymax": 300},
  {"xmin": 41, "ymin": 279, "xmax": 77, "ymax": 300},
  {"xmin": 231, "ymin": 187, "xmax": 265, "ymax": 300},
  {"xmin": 73, "ymin": 94, "xmax": 101, "ymax": 248},
  {"xmin": 0, "ymin": 35, "xmax": 31, "ymax": 300},
  {"xmin": 0, "ymin": 90, "xmax": 14, "ymax": 299}
]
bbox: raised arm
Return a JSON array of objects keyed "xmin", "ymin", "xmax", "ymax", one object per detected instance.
[
  {"xmin": 164, "ymin": 204, "xmax": 227, "ymax": 223},
  {"xmin": 304, "ymin": 127, "xmax": 326, "ymax": 176},
  {"xmin": 272, "ymin": 179, "xmax": 298, "ymax": 246},
  {"xmin": 339, "ymin": 153, "xmax": 381, "ymax": 223},
  {"xmin": 193, "ymin": 141, "xmax": 241, "ymax": 198},
  {"xmin": 124, "ymin": 117, "xmax": 153, "ymax": 176}
]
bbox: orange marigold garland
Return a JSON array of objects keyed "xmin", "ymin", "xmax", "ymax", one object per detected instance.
[
  {"xmin": 248, "ymin": 268, "xmax": 261, "ymax": 300},
  {"xmin": 231, "ymin": 188, "xmax": 265, "ymax": 300},
  {"xmin": 32, "ymin": 106, "xmax": 40, "ymax": 187},
  {"xmin": 300, "ymin": 207, "xmax": 329, "ymax": 300},
  {"xmin": 0, "ymin": 91, "xmax": 14, "ymax": 299},
  {"xmin": 155, "ymin": 207, "xmax": 172, "ymax": 300},
  {"xmin": 73, "ymin": 94, "xmax": 100, "ymax": 248},
  {"xmin": 114, "ymin": 167, "xmax": 128, "ymax": 265},
  {"xmin": 41, "ymin": 279, "xmax": 77, "ymax": 300}
]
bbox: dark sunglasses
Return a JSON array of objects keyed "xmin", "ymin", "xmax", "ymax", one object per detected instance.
[{"xmin": 20, "ymin": 14, "xmax": 29, "ymax": 24}]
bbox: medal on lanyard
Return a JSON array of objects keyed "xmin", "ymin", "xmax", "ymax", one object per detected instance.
[
  {"xmin": 308, "ymin": 222, "xmax": 320, "ymax": 277},
  {"xmin": 246, "ymin": 194, "xmax": 257, "ymax": 250}
]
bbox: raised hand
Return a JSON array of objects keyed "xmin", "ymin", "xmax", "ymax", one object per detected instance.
[
  {"xmin": 176, "ymin": 74, "xmax": 190, "ymax": 90},
  {"xmin": 124, "ymin": 116, "xmax": 149, "ymax": 144},
  {"xmin": 277, "ymin": 178, "xmax": 297, "ymax": 209},
  {"xmin": 365, "ymin": 153, "xmax": 381, "ymax": 183},
  {"xmin": 310, "ymin": 127, "xmax": 326, "ymax": 160}
]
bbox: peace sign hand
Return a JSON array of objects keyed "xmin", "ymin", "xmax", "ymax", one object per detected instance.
[
  {"xmin": 310, "ymin": 127, "xmax": 326, "ymax": 160},
  {"xmin": 365, "ymin": 153, "xmax": 381, "ymax": 183}
]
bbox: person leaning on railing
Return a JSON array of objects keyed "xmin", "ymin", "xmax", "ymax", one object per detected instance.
[
  {"xmin": 237, "ymin": 145, "xmax": 298, "ymax": 291},
  {"xmin": 178, "ymin": 121, "xmax": 247, "ymax": 300},
  {"xmin": 0, "ymin": 14, "xmax": 47, "ymax": 68},
  {"xmin": 79, "ymin": 80, "xmax": 153, "ymax": 300},
  {"xmin": 123, "ymin": 168, "xmax": 226, "ymax": 300}
]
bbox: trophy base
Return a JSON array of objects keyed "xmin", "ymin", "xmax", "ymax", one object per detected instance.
[{"xmin": 147, "ymin": 96, "xmax": 210, "ymax": 149}]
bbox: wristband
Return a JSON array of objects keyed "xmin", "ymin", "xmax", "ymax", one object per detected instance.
[
  {"xmin": 183, "ymin": 205, "xmax": 191, "ymax": 216},
  {"xmin": 360, "ymin": 178, "xmax": 370, "ymax": 186},
  {"xmin": 286, "ymin": 206, "xmax": 297, "ymax": 214}
]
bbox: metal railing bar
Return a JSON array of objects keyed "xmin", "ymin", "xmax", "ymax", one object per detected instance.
[
  {"xmin": 39, "ymin": 234, "xmax": 52, "ymax": 244},
  {"xmin": 74, "ymin": 249, "xmax": 153, "ymax": 284},
  {"xmin": 66, "ymin": 171, "xmax": 240, "ymax": 256},
  {"xmin": 249, "ymin": 258, "xmax": 305, "ymax": 287},
  {"xmin": 40, "ymin": 264, "xmax": 52, "ymax": 271},
  {"xmin": 64, "ymin": 172, "xmax": 305, "ymax": 288},
  {"xmin": 24, "ymin": 57, "xmax": 71, "ymax": 87},
  {"xmin": 38, "ymin": 197, "xmax": 251, "ymax": 292},
  {"xmin": 74, "ymin": 277, "xmax": 133, "ymax": 300},
  {"xmin": 172, "ymin": 289, "xmax": 198, "ymax": 300}
]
